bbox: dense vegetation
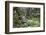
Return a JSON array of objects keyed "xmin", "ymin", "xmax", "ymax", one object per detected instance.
[{"xmin": 13, "ymin": 7, "xmax": 40, "ymax": 28}]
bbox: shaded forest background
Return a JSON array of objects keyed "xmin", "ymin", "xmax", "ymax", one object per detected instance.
[{"xmin": 13, "ymin": 7, "xmax": 40, "ymax": 28}]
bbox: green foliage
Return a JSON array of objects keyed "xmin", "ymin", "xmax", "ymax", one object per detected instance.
[{"xmin": 13, "ymin": 7, "xmax": 40, "ymax": 28}]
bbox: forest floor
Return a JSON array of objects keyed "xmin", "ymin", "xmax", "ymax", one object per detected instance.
[
  {"xmin": 13, "ymin": 17, "xmax": 40, "ymax": 28},
  {"xmin": 26, "ymin": 18, "xmax": 40, "ymax": 27}
]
